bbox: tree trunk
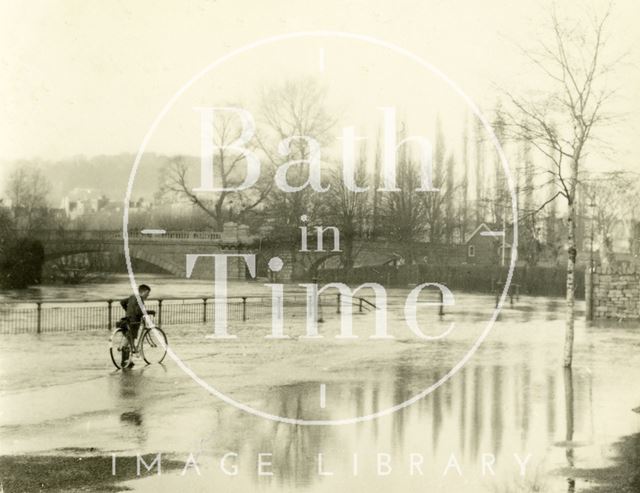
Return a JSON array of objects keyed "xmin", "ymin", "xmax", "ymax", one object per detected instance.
[
  {"xmin": 564, "ymin": 200, "xmax": 577, "ymax": 367},
  {"xmin": 215, "ymin": 200, "xmax": 225, "ymax": 231}
]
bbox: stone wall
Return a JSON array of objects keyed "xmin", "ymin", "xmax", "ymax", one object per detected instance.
[{"xmin": 589, "ymin": 267, "xmax": 640, "ymax": 319}]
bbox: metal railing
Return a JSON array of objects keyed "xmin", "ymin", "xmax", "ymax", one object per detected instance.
[
  {"xmin": 22, "ymin": 230, "xmax": 223, "ymax": 242},
  {"xmin": 0, "ymin": 294, "xmax": 376, "ymax": 334}
]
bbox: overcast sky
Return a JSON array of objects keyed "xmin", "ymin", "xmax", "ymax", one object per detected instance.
[{"xmin": 1, "ymin": 0, "xmax": 638, "ymax": 182}]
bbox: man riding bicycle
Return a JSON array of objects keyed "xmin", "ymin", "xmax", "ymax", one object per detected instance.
[{"xmin": 119, "ymin": 284, "xmax": 155, "ymax": 368}]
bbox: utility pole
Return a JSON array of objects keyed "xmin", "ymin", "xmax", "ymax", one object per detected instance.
[
  {"xmin": 587, "ymin": 191, "xmax": 596, "ymax": 321},
  {"xmin": 499, "ymin": 200, "xmax": 509, "ymax": 267},
  {"xmin": 501, "ymin": 207, "xmax": 507, "ymax": 267}
]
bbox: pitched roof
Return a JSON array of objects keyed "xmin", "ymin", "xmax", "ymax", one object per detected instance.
[{"xmin": 466, "ymin": 223, "xmax": 494, "ymax": 244}]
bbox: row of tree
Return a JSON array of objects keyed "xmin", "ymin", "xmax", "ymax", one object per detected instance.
[
  {"xmin": 0, "ymin": 204, "xmax": 45, "ymax": 288},
  {"xmin": 154, "ymin": 79, "xmax": 548, "ymax": 271},
  {"xmin": 4, "ymin": 79, "xmax": 636, "ymax": 282},
  {"xmin": 160, "ymin": 3, "xmax": 629, "ymax": 369}
]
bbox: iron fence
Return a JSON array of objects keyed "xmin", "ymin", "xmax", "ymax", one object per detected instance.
[
  {"xmin": 317, "ymin": 264, "xmax": 585, "ymax": 299},
  {"xmin": 0, "ymin": 294, "xmax": 375, "ymax": 334}
]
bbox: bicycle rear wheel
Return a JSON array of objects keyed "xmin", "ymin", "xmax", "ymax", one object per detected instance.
[
  {"xmin": 141, "ymin": 327, "xmax": 168, "ymax": 365},
  {"xmin": 109, "ymin": 328, "xmax": 130, "ymax": 369}
]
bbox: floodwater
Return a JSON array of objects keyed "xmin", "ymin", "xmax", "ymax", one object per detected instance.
[
  {"xmin": 0, "ymin": 274, "xmax": 266, "ymax": 301},
  {"xmin": 0, "ymin": 281, "xmax": 639, "ymax": 492}
]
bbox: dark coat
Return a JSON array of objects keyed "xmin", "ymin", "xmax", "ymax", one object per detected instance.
[{"xmin": 120, "ymin": 295, "xmax": 145, "ymax": 323}]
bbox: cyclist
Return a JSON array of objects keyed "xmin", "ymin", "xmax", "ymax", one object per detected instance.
[{"xmin": 119, "ymin": 284, "xmax": 155, "ymax": 368}]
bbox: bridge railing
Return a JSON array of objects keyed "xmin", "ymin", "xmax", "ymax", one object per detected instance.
[
  {"xmin": 0, "ymin": 294, "xmax": 375, "ymax": 334},
  {"xmin": 22, "ymin": 230, "xmax": 224, "ymax": 242}
]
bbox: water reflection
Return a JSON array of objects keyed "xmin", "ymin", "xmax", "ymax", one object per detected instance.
[
  {"xmin": 491, "ymin": 365, "xmax": 504, "ymax": 457},
  {"xmin": 97, "ymin": 324, "xmax": 640, "ymax": 493},
  {"xmin": 207, "ymin": 359, "xmax": 591, "ymax": 492},
  {"xmin": 470, "ymin": 365, "xmax": 484, "ymax": 461},
  {"xmin": 564, "ymin": 367, "xmax": 576, "ymax": 493},
  {"xmin": 110, "ymin": 371, "xmax": 149, "ymax": 447},
  {"xmin": 546, "ymin": 373, "xmax": 557, "ymax": 440}
]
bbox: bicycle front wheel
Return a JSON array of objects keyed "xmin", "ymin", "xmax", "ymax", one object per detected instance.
[
  {"xmin": 141, "ymin": 327, "xmax": 168, "ymax": 365},
  {"xmin": 109, "ymin": 328, "xmax": 130, "ymax": 369}
]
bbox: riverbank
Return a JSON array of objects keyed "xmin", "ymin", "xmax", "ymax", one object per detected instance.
[{"xmin": 0, "ymin": 452, "xmax": 184, "ymax": 493}]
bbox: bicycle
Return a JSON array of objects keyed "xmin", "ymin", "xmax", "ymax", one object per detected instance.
[{"xmin": 109, "ymin": 313, "xmax": 168, "ymax": 369}]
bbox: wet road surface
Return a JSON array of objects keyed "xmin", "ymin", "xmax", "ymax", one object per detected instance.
[{"xmin": 1, "ymin": 292, "xmax": 639, "ymax": 492}]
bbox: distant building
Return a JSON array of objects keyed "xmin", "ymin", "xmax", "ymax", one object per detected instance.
[
  {"xmin": 130, "ymin": 197, "xmax": 151, "ymax": 210},
  {"xmin": 60, "ymin": 187, "xmax": 151, "ymax": 220},
  {"xmin": 463, "ymin": 223, "xmax": 506, "ymax": 266},
  {"xmin": 61, "ymin": 188, "xmax": 102, "ymax": 219}
]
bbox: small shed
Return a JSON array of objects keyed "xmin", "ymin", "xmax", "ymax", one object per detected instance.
[{"xmin": 464, "ymin": 223, "xmax": 507, "ymax": 265}]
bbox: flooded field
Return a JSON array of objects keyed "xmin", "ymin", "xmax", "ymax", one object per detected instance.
[
  {"xmin": 0, "ymin": 284, "xmax": 639, "ymax": 492},
  {"xmin": 0, "ymin": 274, "xmax": 267, "ymax": 302}
]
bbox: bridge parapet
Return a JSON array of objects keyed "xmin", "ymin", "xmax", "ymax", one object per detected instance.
[
  {"xmin": 28, "ymin": 229, "xmax": 257, "ymax": 279},
  {"xmin": 26, "ymin": 230, "xmax": 224, "ymax": 243}
]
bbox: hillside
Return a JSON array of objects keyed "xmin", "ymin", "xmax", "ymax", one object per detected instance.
[{"xmin": 1, "ymin": 154, "xmax": 200, "ymax": 205}]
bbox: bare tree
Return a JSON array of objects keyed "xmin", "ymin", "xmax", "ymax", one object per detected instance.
[
  {"xmin": 6, "ymin": 164, "xmax": 51, "ymax": 232},
  {"xmin": 444, "ymin": 154, "xmax": 456, "ymax": 243},
  {"xmin": 582, "ymin": 172, "xmax": 640, "ymax": 268},
  {"xmin": 320, "ymin": 152, "xmax": 370, "ymax": 272},
  {"xmin": 258, "ymin": 78, "xmax": 336, "ymax": 278},
  {"xmin": 491, "ymin": 104, "xmax": 507, "ymax": 226},
  {"xmin": 506, "ymin": 5, "xmax": 619, "ymax": 367},
  {"xmin": 460, "ymin": 113, "xmax": 470, "ymax": 242},
  {"xmin": 380, "ymin": 157, "xmax": 429, "ymax": 264},
  {"xmin": 0, "ymin": 202, "xmax": 13, "ymax": 257},
  {"xmin": 161, "ymin": 111, "xmax": 271, "ymax": 231},
  {"xmin": 473, "ymin": 117, "xmax": 486, "ymax": 225},
  {"xmin": 423, "ymin": 117, "xmax": 449, "ymax": 243},
  {"xmin": 370, "ymin": 131, "xmax": 382, "ymax": 239}
]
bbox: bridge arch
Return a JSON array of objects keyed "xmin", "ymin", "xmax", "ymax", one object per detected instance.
[{"xmin": 43, "ymin": 244, "xmax": 184, "ymax": 277}]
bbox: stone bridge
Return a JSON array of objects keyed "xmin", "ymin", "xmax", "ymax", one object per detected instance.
[
  {"xmin": 34, "ymin": 229, "xmax": 251, "ymax": 280},
  {"xmin": 31, "ymin": 229, "xmax": 441, "ymax": 281}
]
